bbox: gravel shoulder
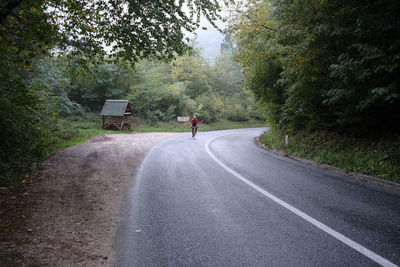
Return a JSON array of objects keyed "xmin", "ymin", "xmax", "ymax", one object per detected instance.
[{"xmin": 18, "ymin": 132, "xmax": 184, "ymax": 266}]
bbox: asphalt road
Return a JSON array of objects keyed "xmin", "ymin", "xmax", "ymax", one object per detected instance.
[{"xmin": 116, "ymin": 128, "xmax": 400, "ymax": 266}]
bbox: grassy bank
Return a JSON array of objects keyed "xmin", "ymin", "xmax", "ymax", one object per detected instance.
[
  {"xmin": 49, "ymin": 115, "xmax": 266, "ymax": 152},
  {"xmin": 3, "ymin": 115, "xmax": 265, "ymax": 186},
  {"xmin": 260, "ymin": 128, "xmax": 400, "ymax": 183},
  {"xmin": 135, "ymin": 119, "xmax": 266, "ymax": 133}
]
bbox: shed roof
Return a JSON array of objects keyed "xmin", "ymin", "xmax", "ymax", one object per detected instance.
[{"xmin": 100, "ymin": 100, "xmax": 130, "ymax": 116}]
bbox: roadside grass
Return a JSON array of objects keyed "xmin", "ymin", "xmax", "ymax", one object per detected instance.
[
  {"xmin": 49, "ymin": 128, "xmax": 114, "ymax": 151},
  {"xmin": 201, "ymin": 120, "xmax": 266, "ymax": 131},
  {"xmin": 259, "ymin": 128, "xmax": 400, "ymax": 183},
  {"xmin": 47, "ymin": 114, "xmax": 128, "ymax": 153},
  {"xmin": 135, "ymin": 119, "xmax": 266, "ymax": 133},
  {"xmin": 47, "ymin": 116, "xmax": 266, "ymax": 156}
]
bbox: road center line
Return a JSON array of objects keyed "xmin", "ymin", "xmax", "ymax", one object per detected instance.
[{"xmin": 205, "ymin": 134, "xmax": 397, "ymax": 267}]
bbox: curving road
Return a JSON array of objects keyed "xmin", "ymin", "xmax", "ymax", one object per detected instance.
[{"xmin": 116, "ymin": 128, "xmax": 400, "ymax": 266}]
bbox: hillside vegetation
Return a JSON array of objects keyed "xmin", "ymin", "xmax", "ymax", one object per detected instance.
[
  {"xmin": 229, "ymin": 0, "xmax": 400, "ymax": 181},
  {"xmin": 1, "ymin": 0, "xmax": 399, "ymax": 185},
  {"xmin": 260, "ymin": 128, "xmax": 400, "ymax": 182},
  {"xmin": 0, "ymin": 0, "xmax": 262, "ymax": 186},
  {"xmin": 230, "ymin": 0, "xmax": 400, "ymax": 133}
]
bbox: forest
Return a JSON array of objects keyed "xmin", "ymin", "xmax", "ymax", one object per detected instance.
[
  {"xmin": 1, "ymin": 0, "xmax": 400, "ymax": 184},
  {"xmin": 228, "ymin": 0, "xmax": 399, "ymax": 180},
  {"xmin": 1, "ymin": 0, "xmax": 262, "ymax": 185},
  {"xmin": 230, "ymin": 0, "xmax": 400, "ymax": 132},
  {"xmin": 28, "ymin": 40, "xmax": 259, "ymax": 124}
]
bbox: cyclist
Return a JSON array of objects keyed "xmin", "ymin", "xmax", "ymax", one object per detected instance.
[{"xmin": 190, "ymin": 115, "xmax": 199, "ymax": 137}]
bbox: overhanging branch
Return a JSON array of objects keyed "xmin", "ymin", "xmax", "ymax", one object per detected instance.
[{"xmin": 0, "ymin": 0, "xmax": 24, "ymax": 25}]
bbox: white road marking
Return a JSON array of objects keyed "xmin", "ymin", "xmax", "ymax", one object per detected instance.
[{"xmin": 205, "ymin": 134, "xmax": 398, "ymax": 267}]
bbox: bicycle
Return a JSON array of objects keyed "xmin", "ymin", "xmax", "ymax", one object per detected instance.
[{"xmin": 191, "ymin": 126, "xmax": 198, "ymax": 138}]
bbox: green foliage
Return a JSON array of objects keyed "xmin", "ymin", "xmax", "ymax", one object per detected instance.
[
  {"xmin": 0, "ymin": 67, "xmax": 58, "ymax": 185},
  {"xmin": 231, "ymin": 0, "xmax": 400, "ymax": 133},
  {"xmin": 194, "ymin": 93, "xmax": 223, "ymax": 123},
  {"xmin": 211, "ymin": 50, "xmax": 243, "ymax": 97},
  {"xmin": 226, "ymin": 108, "xmax": 249, "ymax": 122},
  {"xmin": 70, "ymin": 62, "xmax": 133, "ymax": 111},
  {"xmin": 224, "ymin": 95, "xmax": 251, "ymax": 122},
  {"xmin": 0, "ymin": 0, "xmax": 262, "ymax": 186},
  {"xmin": 0, "ymin": 0, "xmax": 228, "ymax": 186},
  {"xmin": 230, "ymin": 0, "xmax": 285, "ymax": 125},
  {"xmin": 260, "ymin": 128, "xmax": 400, "ymax": 183},
  {"xmin": 128, "ymin": 60, "xmax": 187, "ymax": 123},
  {"xmin": 1, "ymin": 0, "xmax": 225, "ymax": 61},
  {"xmin": 171, "ymin": 52, "xmax": 212, "ymax": 99},
  {"xmin": 0, "ymin": 0, "xmax": 58, "ymax": 63},
  {"xmin": 0, "ymin": 0, "xmax": 65, "ymax": 185},
  {"xmin": 30, "ymin": 57, "xmax": 84, "ymax": 116},
  {"xmin": 48, "ymin": 114, "xmax": 116, "ymax": 152},
  {"xmin": 127, "ymin": 50, "xmax": 260, "ymax": 124}
]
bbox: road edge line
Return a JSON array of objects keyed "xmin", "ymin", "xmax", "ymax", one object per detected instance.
[
  {"xmin": 205, "ymin": 134, "xmax": 397, "ymax": 267},
  {"xmin": 254, "ymin": 136, "xmax": 400, "ymax": 190}
]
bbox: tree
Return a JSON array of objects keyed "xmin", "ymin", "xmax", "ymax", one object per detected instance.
[
  {"xmin": 30, "ymin": 56, "xmax": 84, "ymax": 115},
  {"xmin": 220, "ymin": 33, "xmax": 235, "ymax": 53},
  {"xmin": 0, "ymin": 0, "xmax": 226, "ymax": 183},
  {"xmin": 70, "ymin": 63, "xmax": 133, "ymax": 111},
  {"xmin": 171, "ymin": 52, "xmax": 212, "ymax": 99},
  {"xmin": 127, "ymin": 60, "xmax": 187, "ymax": 122},
  {"xmin": 194, "ymin": 92, "xmax": 223, "ymax": 123},
  {"xmin": 230, "ymin": 0, "xmax": 400, "ymax": 132},
  {"xmin": 211, "ymin": 39, "xmax": 243, "ymax": 97},
  {"xmin": 1, "ymin": 0, "xmax": 225, "ymax": 63},
  {"xmin": 229, "ymin": 0, "xmax": 284, "ymax": 125}
]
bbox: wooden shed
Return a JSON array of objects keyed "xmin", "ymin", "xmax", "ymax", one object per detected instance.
[{"xmin": 100, "ymin": 100, "xmax": 133, "ymax": 130}]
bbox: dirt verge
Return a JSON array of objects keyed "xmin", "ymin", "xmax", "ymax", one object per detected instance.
[{"xmin": 6, "ymin": 132, "xmax": 183, "ymax": 266}]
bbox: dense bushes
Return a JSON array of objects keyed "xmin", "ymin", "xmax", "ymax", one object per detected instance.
[
  {"xmin": 227, "ymin": 110, "xmax": 249, "ymax": 122},
  {"xmin": 126, "ymin": 48, "xmax": 259, "ymax": 124},
  {"xmin": 0, "ymin": 58, "xmax": 53, "ymax": 185},
  {"xmin": 0, "ymin": 94, "xmax": 59, "ymax": 186},
  {"xmin": 231, "ymin": 0, "xmax": 400, "ymax": 134}
]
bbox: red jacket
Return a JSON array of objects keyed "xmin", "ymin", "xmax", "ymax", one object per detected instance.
[{"xmin": 190, "ymin": 117, "xmax": 199, "ymax": 127}]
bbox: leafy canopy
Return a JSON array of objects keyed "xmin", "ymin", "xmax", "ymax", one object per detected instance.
[
  {"xmin": 1, "ymin": 0, "xmax": 226, "ymax": 62},
  {"xmin": 230, "ymin": 0, "xmax": 400, "ymax": 133}
]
